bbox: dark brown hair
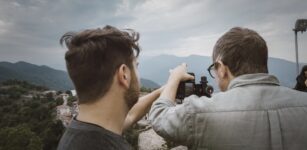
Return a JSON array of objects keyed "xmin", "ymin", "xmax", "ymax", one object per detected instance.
[
  {"xmin": 60, "ymin": 25, "xmax": 140, "ymax": 104},
  {"xmin": 213, "ymin": 27, "xmax": 268, "ymax": 76},
  {"xmin": 300, "ymin": 65, "xmax": 307, "ymax": 77}
]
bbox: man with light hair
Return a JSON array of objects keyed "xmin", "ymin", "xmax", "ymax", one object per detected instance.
[{"xmin": 149, "ymin": 27, "xmax": 307, "ymax": 150}]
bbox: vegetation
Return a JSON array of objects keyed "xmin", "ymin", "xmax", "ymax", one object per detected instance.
[
  {"xmin": 0, "ymin": 80, "xmax": 65, "ymax": 150},
  {"xmin": 140, "ymin": 86, "xmax": 153, "ymax": 93},
  {"xmin": 0, "ymin": 125, "xmax": 43, "ymax": 150},
  {"xmin": 123, "ymin": 124, "xmax": 143, "ymax": 150},
  {"xmin": 0, "ymin": 79, "xmax": 153, "ymax": 150},
  {"xmin": 1, "ymin": 79, "xmax": 48, "ymax": 91}
]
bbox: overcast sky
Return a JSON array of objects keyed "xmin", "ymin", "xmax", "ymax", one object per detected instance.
[{"xmin": 0, "ymin": 0, "xmax": 307, "ymax": 70}]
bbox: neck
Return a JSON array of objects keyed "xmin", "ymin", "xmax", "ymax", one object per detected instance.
[{"xmin": 76, "ymin": 91, "xmax": 129, "ymax": 135}]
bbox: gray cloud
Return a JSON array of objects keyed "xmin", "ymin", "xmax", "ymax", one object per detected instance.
[
  {"xmin": 0, "ymin": 0, "xmax": 306, "ymax": 71},
  {"xmin": 0, "ymin": 0, "xmax": 123, "ymax": 69}
]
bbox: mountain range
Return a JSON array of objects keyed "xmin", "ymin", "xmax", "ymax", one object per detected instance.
[
  {"xmin": 0, "ymin": 61, "xmax": 159, "ymax": 90},
  {"xmin": 0, "ymin": 61, "xmax": 73, "ymax": 90},
  {"xmin": 1, "ymin": 55, "xmax": 305, "ymax": 91}
]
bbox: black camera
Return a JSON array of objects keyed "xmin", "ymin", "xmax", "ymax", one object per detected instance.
[{"xmin": 176, "ymin": 73, "xmax": 214, "ymax": 103}]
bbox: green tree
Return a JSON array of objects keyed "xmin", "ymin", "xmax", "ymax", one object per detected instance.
[
  {"xmin": 1, "ymin": 79, "xmax": 47, "ymax": 91},
  {"xmin": 0, "ymin": 125, "xmax": 43, "ymax": 150},
  {"xmin": 0, "ymin": 79, "xmax": 65, "ymax": 150},
  {"xmin": 45, "ymin": 92, "xmax": 54, "ymax": 101},
  {"xmin": 123, "ymin": 125, "xmax": 140, "ymax": 149},
  {"xmin": 55, "ymin": 97, "xmax": 63, "ymax": 106},
  {"xmin": 56, "ymin": 91, "xmax": 63, "ymax": 95},
  {"xmin": 140, "ymin": 86, "xmax": 152, "ymax": 93},
  {"xmin": 65, "ymin": 90, "xmax": 72, "ymax": 96},
  {"xmin": 40, "ymin": 120, "xmax": 64, "ymax": 150},
  {"xmin": 67, "ymin": 96, "xmax": 76, "ymax": 106}
]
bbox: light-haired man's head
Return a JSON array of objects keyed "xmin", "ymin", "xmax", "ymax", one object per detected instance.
[
  {"xmin": 212, "ymin": 27, "xmax": 268, "ymax": 91},
  {"xmin": 60, "ymin": 25, "xmax": 140, "ymax": 108}
]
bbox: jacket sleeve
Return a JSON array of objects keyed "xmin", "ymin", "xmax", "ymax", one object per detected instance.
[{"xmin": 148, "ymin": 98, "xmax": 192, "ymax": 145}]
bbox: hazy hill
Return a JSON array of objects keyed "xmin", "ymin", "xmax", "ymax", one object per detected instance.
[
  {"xmin": 139, "ymin": 54, "xmax": 307, "ymax": 89},
  {"xmin": 0, "ymin": 61, "xmax": 73, "ymax": 90},
  {"xmin": 0, "ymin": 61, "xmax": 159, "ymax": 90},
  {"xmin": 1, "ymin": 56, "xmax": 303, "ymax": 91},
  {"xmin": 140, "ymin": 78, "xmax": 160, "ymax": 89}
]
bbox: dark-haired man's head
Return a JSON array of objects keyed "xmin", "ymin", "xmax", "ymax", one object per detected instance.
[
  {"xmin": 212, "ymin": 27, "xmax": 268, "ymax": 91},
  {"xmin": 60, "ymin": 25, "xmax": 140, "ymax": 108},
  {"xmin": 300, "ymin": 65, "xmax": 307, "ymax": 78}
]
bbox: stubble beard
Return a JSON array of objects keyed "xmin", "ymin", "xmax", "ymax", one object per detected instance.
[{"xmin": 124, "ymin": 72, "xmax": 140, "ymax": 109}]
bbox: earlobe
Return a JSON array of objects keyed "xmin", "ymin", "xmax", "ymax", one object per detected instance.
[
  {"xmin": 218, "ymin": 62, "xmax": 227, "ymax": 79},
  {"xmin": 220, "ymin": 68, "xmax": 226, "ymax": 79}
]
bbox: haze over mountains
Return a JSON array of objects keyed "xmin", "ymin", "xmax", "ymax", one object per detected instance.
[
  {"xmin": 139, "ymin": 55, "xmax": 307, "ymax": 90},
  {"xmin": 0, "ymin": 54, "xmax": 305, "ymax": 91}
]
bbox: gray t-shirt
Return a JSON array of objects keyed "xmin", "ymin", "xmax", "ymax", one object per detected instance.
[{"xmin": 57, "ymin": 118, "xmax": 132, "ymax": 150}]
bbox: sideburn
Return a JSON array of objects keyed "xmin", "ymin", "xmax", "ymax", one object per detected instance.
[{"xmin": 124, "ymin": 71, "xmax": 140, "ymax": 109}]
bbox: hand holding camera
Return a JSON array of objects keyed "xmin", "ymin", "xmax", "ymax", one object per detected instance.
[
  {"xmin": 176, "ymin": 72, "xmax": 214, "ymax": 103},
  {"xmin": 165, "ymin": 63, "xmax": 214, "ymax": 103},
  {"xmin": 168, "ymin": 63, "xmax": 195, "ymax": 83}
]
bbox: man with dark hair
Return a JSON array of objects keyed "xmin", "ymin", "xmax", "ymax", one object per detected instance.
[
  {"xmin": 294, "ymin": 65, "xmax": 307, "ymax": 92},
  {"xmin": 57, "ymin": 25, "xmax": 162, "ymax": 150},
  {"xmin": 149, "ymin": 27, "xmax": 307, "ymax": 149}
]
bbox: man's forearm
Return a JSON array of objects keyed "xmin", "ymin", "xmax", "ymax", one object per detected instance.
[
  {"xmin": 159, "ymin": 63, "xmax": 193, "ymax": 102},
  {"xmin": 159, "ymin": 76, "xmax": 180, "ymax": 102},
  {"xmin": 123, "ymin": 88, "xmax": 162, "ymax": 130},
  {"xmin": 149, "ymin": 63, "xmax": 193, "ymax": 143}
]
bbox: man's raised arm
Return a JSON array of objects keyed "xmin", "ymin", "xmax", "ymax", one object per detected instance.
[
  {"xmin": 123, "ymin": 87, "xmax": 162, "ymax": 131},
  {"xmin": 148, "ymin": 63, "xmax": 194, "ymax": 144}
]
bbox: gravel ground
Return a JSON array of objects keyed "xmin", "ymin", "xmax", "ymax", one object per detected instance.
[{"xmin": 138, "ymin": 128, "xmax": 188, "ymax": 150}]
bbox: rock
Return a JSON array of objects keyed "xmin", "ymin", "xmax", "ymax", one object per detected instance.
[
  {"xmin": 138, "ymin": 128, "xmax": 188, "ymax": 150},
  {"xmin": 138, "ymin": 128, "xmax": 167, "ymax": 150}
]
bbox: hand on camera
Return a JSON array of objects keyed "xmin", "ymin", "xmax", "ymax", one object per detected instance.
[{"xmin": 169, "ymin": 63, "xmax": 194, "ymax": 83}]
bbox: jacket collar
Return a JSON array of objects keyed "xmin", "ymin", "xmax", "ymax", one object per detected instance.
[{"xmin": 227, "ymin": 73, "xmax": 280, "ymax": 90}]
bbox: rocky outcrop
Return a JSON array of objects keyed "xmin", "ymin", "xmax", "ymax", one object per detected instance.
[{"xmin": 137, "ymin": 119, "xmax": 187, "ymax": 150}]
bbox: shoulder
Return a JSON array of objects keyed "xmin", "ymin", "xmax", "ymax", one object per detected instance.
[
  {"xmin": 58, "ymin": 128, "xmax": 131, "ymax": 150},
  {"xmin": 57, "ymin": 129, "xmax": 103, "ymax": 150},
  {"xmin": 182, "ymin": 95, "xmax": 216, "ymax": 113}
]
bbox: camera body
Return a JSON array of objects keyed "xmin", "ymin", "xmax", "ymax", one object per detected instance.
[{"xmin": 176, "ymin": 73, "xmax": 214, "ymax": 103}]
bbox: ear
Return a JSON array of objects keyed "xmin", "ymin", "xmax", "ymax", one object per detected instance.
[
  {"xmin": 117, "ymin": 64, "xmax": 131, "ymax": 89},
  {"xmin": 217, "ymin": 61, "xmax": 228, "ymax": 79}
]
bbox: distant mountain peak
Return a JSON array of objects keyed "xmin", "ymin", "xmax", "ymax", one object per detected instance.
[
  {"xmin": 15, "ymin": 61, "xmax": 34, "ymax": 65},
  {"xmin": 155, "ymin": 54, "xmax": 178, "ymax": 58},
  {"xmin": 187, "ymin": 54, "xmax": 211, "ymax": 59},
  {"xmin": 188, "ymin": 54, "xmax": 204, "ymax": 57},
  {"xmin": 0, "ymin": 61, "xmax": 31, "ymax": 66}
]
